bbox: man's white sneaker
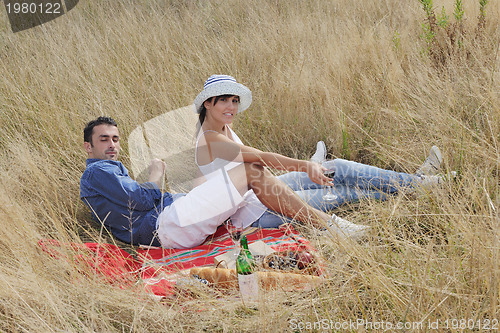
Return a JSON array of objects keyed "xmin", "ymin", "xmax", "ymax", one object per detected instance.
[
  {"xmin": 416, "ymin": 146, "xmax": 442, "ymax": 176},
  {"xmin": 419, "ymin": 171, "xmax": 457, "ymax": 189},
  {"xmin": 310, "ymin": 141, "xmax": 327, "ymax": 164},
  {"xmin": 318, "ymin": 214, "xmax": 370, "ymax": 241}
]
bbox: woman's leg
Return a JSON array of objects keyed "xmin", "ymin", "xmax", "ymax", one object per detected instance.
[{"xmin": 228, "ymin": 163, "xmax": 331, "ymax": 228}]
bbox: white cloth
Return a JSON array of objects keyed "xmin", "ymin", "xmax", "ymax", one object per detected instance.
[
  {"xmin": 156, "ymin": 170, "xmax": 246, "ymax": 248},
  {"xmin": 195, "ymin": 127, "xmax": 267, "ymax": 228},
  {"xmin": 156, "ymin": 126, "xmax": 266, "ymax": 249}
]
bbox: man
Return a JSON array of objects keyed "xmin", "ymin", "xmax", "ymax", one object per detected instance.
[
  {"xmin": 80, "ymin": 117, "xmax": 371, "ymax": 249},
  {"xmin": 80, "ymin": 116, "xmax": 170, "ymax": 246}
]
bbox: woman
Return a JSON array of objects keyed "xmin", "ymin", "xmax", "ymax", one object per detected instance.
[{"xmin": 193, "ymin": 74, "xmax": 443, "ymax": 239}]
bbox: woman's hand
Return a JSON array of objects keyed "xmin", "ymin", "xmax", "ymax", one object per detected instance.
[{"xmin": 305, "ymin": 161, "xmax": 333, "ymax": 186}]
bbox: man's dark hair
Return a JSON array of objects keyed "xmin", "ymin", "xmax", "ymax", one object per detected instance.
[{"xmin": 83, "ymin": 116, "xmax": 118, "ymax": 144}]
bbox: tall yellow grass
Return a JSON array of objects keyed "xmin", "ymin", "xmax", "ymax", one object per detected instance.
[{"xmin": 0, "ymin": 0, "xmax": 498, "ymax": 331}]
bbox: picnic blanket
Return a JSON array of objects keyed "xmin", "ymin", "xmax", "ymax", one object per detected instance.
[{"xmin": 39, "ymin": 225, "xmax": 325, "ymax": 298}]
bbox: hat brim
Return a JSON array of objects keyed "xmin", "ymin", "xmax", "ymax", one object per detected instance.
[{"xmin": 193, "ymin": 81, "xmax": 252, "ymax": 114}]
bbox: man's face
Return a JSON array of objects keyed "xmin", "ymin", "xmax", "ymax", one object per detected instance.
[{"xmin": 84, "ymin": 124, "xmax": 120, "ymax": 161}]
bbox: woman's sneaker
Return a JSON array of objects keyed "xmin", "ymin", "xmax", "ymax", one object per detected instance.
[
  {"xmin": 416, "ymin": 146, "xmax": 442, "ymax": 176},
  {"xmin": 310, "ymin": 141, "xmax": 327, "ymax": 164},
  {"xmin": 318, "ymin": 214, "xmax": 370, "ymax": 241}
]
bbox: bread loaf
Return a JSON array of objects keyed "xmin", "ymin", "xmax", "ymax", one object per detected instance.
[
  {"xmin": 190, "ymin": 267, "xmax": 238, "ymax": 289},
  {"xmin": 189, "ymin": 267, "xmax": 324, "ymax": 291}
]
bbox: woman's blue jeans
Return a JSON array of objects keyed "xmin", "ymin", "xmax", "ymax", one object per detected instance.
[{"xmin": 251, "ymin": 158, "xmax": 422, "ymax": 228}]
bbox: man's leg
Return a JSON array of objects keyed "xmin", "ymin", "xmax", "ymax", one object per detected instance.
[
  {"xmin": 277, "ymin": 171, "xmax": 341, "ymax": 211},
  {"xmin": 277, "ymin": 171, "xmax": 322, "ymax": 191},
  {"xmin": 227, "ymin": 163, "xmax": 370, "ymax": 239},
  {"xmin": 250, "ymin": 210, "xmax": 293, "ymax": 228},
  {"xmin": 276, "ymin": 161, "xmax": 409, "ymax": 211},
  {"xmin": 277, "ymin": 158, "xmax": 436, "ymax": 211},
  {"xmin": 274, "ymin": 162, "xmax": 393, "ymax": 211},
  {"xmin": 332, "ymin": 159, "xmax": 422, "ymax": 193}
]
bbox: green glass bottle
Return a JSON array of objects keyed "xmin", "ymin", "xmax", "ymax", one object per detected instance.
[
  {"xmin": 236, "ymin": 235, "xmax": 255, "ymax": 275},
  {"xmin": 236, "ymin": 236, "xmax": 259, "ymax": 303}
]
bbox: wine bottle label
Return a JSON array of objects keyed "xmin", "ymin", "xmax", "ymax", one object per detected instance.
[{"xmin": 238, "ymin": 273, "xmax": 259, "ymax": 302}]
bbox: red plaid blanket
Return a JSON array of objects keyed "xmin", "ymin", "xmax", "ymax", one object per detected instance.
[{"xmin": 39, "ymin": 225, "xmax": 322, "ymax": 298}]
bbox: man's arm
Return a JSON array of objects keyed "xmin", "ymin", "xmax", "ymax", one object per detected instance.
[
  {"xmin": 147, "ymin": 158, "xmax": 166, "ymax": 188},
  {"xmin": 83, "ymin": 162, "xmax": 163, "ymax": 211}
]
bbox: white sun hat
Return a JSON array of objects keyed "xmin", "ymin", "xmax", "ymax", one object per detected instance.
[{"xmin": 193, "ymin": 74, "xmax": 252, "ymax": 114}]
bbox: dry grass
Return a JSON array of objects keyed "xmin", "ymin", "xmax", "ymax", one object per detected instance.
[{"xmin": 0, "ymin": 0, "xmax": 498, "ymax": 331}]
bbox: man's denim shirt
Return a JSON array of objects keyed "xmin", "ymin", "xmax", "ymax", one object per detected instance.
[{"xmin": 80, "ymin": 159, "xmax": 173, "ymax": 246}]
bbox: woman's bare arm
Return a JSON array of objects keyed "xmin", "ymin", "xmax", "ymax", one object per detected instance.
[{"xmin": 199, "ymin": 131, "xmax": 333, "ymax": 186}]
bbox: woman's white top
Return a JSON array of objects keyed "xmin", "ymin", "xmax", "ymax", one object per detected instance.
[
  {"xmin": 195, "ymin": 126, "xmax": 267, "ymax": 228},
  {"xmin": 156, "ymin": 126, "xmax": 268, "ymax": 249}
]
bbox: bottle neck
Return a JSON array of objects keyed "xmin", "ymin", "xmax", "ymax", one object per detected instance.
[{"xmin": 240, "ymin": 236, "xmax": 249, "ymax": 250}]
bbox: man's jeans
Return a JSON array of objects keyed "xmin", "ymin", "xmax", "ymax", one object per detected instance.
[{"xmin": 251, "ymin": 158, "xmax": 422, "ymax": 228}]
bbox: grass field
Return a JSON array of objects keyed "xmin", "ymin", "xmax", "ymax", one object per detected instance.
[{"xmin": 0, "ymin": 0, "xmax": 498, "ymax": 331}]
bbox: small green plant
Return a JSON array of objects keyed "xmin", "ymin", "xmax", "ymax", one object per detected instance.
[
  {"xmin": 418, "ymin": 0, "xmax": 489, "ymax": 68},
  {"xmin": 419, "ymin": 0, "xmax": 433, "ymax": 18},
  {"xmin": 418, "ymin": 0, "xmax": 437, "ymax": 57},
  {"xmin": 453, "ymin": 0, "xmax": 464, "ymax": 21},
  {"xmin": 478, "ymin": 0, "xmax": 488, "ymax": 30},
  {"xmin": 341, "ymin": 127, "xmax": 350, "ymax": 160},
  {"xmin": 437, "ymin": 6, "xmax": 448, "ymax": 28},
  {"xmin": 419, "ymin": 21, "xmax": 435, "ymax": 54},
  {"xmin": 392, "ymin": 30, "xmax": 401, "ymax": 51}
]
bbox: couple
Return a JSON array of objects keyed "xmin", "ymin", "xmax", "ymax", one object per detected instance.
[{"xmin": 80, "ymin": 75, "xmax": 445, "ymax": 249}]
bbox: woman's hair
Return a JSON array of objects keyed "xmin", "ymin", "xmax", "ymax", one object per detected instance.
[
  {"xmin": 198, "ymin": 100, "xmax": 210, "ymax": 126},
  {"xmin": 198, "ymin": 95, "xmax": 240, "ymax": 126}
]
